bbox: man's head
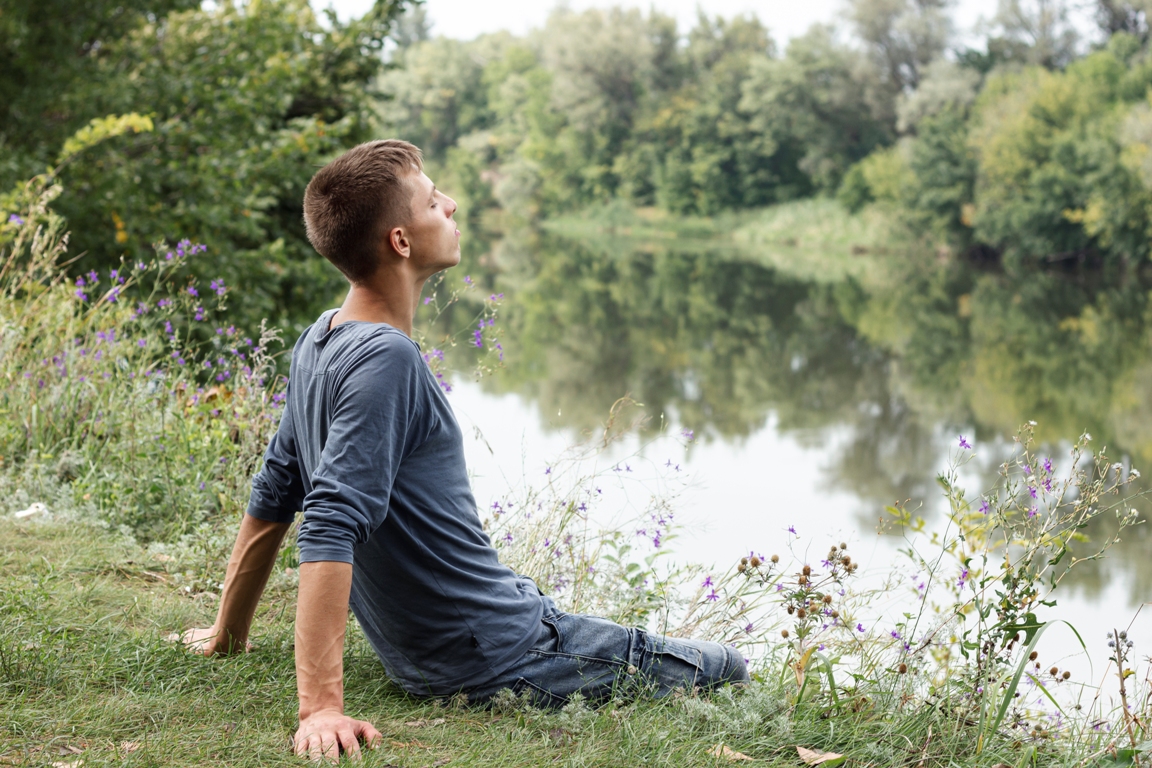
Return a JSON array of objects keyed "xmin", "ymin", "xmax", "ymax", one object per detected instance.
[{"xmin": 303, "ymin": 139, "xmax": 459, "ymax": 283}]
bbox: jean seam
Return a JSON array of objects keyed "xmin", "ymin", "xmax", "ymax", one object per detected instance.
[{"xmin": 524, "ymin": 649, "xmax": 628, "ymax": 668}]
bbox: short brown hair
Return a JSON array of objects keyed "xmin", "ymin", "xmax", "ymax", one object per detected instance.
[{"xmin": 303, "ymin": 139, "xmax": 424, "ymax": 283}]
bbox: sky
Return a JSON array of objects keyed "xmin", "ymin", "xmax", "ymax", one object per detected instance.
[{"xmin": 318, "ymin": 0, "xmax": 1006, "ymax": 46}]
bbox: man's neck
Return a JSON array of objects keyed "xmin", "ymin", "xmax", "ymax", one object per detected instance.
[{"xmin": 330, "ymin": 267, "xmax": 425, "ymax": 337}]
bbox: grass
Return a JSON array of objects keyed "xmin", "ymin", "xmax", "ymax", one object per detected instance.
[
  {"xmin": 543, "ymin": 197, "xmax": 914, "ymax": 289},
  {"xmin": 0, "ymin": 514, "xmax": 1097, "ymax": 768},
  {"xmin": 730, "ymin": 199, "xmax": 913, "ymax": 287}
]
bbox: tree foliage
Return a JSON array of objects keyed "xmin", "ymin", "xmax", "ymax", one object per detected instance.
[{"xmin": 2, "ymin": 0, "xmax": 410, "ymax": 332}]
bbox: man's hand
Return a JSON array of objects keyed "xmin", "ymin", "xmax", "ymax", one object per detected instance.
[
  {"xmin": 293, "ymin": 709, "xmax": 382, "ymax": 763},
  {"xmin": 167, "ymin": 625, "xmax": 252, "ymax": 656}
]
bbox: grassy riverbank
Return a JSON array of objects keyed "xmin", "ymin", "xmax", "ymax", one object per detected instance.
[
  {"xmin": 0, "ymin": 514, "xmax": 1064, "ymax": 768},
  {"xmin": 544, "ymin": 198, "xmax": 913, "ymax": 287}
]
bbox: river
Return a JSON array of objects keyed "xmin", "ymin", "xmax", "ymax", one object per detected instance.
[{"xmin": 421, "ymin": 223, "xmax": 1152, "ymax": 703}]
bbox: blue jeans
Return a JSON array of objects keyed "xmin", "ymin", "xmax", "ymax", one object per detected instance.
[{"xmin": 464, "ymin": 597, "xmax": 749, "ymax": 708}]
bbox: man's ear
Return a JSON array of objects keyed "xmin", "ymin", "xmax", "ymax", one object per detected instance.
[{"xmin": 387, "ymin": 226, "xmax": 411, "ymax": 259}]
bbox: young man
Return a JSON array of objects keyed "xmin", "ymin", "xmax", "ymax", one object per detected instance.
[{"xmin": 177, "ymin": 139, "xmax": 748, "ymax": 761}]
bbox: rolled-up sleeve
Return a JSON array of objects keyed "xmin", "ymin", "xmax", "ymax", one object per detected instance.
[
  {"xmin": 295, "ymin": 338, "xmax": 427, "ymax": 564},
  {"xmin": 246, "ymin": 382, "xmax": 307, "ymax": 524}
]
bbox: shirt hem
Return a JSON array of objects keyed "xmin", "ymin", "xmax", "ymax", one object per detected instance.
[{"xmin": 392, "ymin": 601, "xmax": 545, "ymax": 697}]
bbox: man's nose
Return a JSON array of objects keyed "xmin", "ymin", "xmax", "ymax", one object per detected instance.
[{"xmin": 445, "ymin": 196, "xmax": 458, "ymax": 217}]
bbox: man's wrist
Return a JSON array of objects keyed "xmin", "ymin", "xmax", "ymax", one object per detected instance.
[
  {"xmin": 298, "ymin": 701, "xmax": 344, "ymax": 721},
  {"xmin": 212, "ymin": 624, "xmax": 248, "ymax": 652}
]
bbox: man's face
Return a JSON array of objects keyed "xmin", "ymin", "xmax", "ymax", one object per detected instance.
[{"xmin": 401, "ymin": 171, "xmax": 460, "ymax": 274}]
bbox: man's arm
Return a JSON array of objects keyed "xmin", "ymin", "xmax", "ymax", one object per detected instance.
[
  {"xmin": 178, "ymin": 513, "xmax": 291, "ymax": 654},
  {"xmin": 291, "ymin": 561, "xmax": 382, "ymax": 761}
]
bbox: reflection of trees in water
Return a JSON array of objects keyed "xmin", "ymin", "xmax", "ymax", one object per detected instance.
[{"xmin": 435, "ymin": 230, "xmax": 1152, "ymax": 601}]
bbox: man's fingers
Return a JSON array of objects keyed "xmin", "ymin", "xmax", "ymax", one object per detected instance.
[
  {"xmin": 357, "ymin": 721, "xmax": 383, "ymax": 749},
  {"xmin": 336, "ymin": 729, "xmax": 360, "ymax": 758}
]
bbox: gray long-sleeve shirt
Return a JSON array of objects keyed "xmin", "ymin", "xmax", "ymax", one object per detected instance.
[{"xmin": 246, "ymin": 309, "xmax": 543, "ymax": 695}]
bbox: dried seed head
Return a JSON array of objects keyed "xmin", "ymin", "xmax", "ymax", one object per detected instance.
[
  {"xmin": 831, "ymin": 610, "xmax": 839, "ymax": 619},
  {"xmin": 797, "ymin": 608, "xmax": 807, "ymax": 619},
  {"xmin": 781, "ymin": 629, "xmax": 789, "ymax": 638},
  {"xmin": 822, "ymin": 594, "xmax": 833, "ymax": 604},
  {"xmin": 1029, "ymin": 651, "xmax": 1038, "ymax": 661},
  {"xmin": 786, "ymin": 605, "xmax": 795, "ymax": 615},
  {"xmin": 750, "ymin": 556, "xmax": 762, "ymax": 567},
  {"xmin": 1049, "ymin": 667, "xmax": 1059, "ymax": 677},
  {"xmin": 798, "ymin": 575, "xmax": 808, "ymax": 585},
  {"xmin": 802, "ymin": 565, "xmax": 812, "ymax": 576},
  {"xmin": 898, "ymin": 663, "xmax": 908, "ymax": 674},
  {"xmin": 740, "ymin": 557, "xmax": 749, "ymax": 565},
  {"xmin": 840, "ymin": 543, "xmax": 847, "ymax": 550},
  {"xmin": 842, "ymin": 555, "xmax": 852, "ymax": 566},
  {"xmin": 770, "ymin": 554, "xmax": 779, "ymax": 564},
  {"xmin": 737, "ymin": 563, "xmax": 747, "ymax": 573},
  {"xmin": 1062, "ymin": 671, "xmax": 1071, "ymax": 680}
]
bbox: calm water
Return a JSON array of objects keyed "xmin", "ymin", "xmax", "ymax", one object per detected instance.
[{"xmin": 426, "ymin": 228, "xmax": 1152, "ymax": 695}]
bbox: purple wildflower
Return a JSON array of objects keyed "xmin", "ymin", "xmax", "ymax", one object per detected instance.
[
  {"xmin": 8, "ymin": 214, "xmax": 24, "ymax": 225},
  {"xmin": 958, "ymin": 435, "xmax": 972, "ymax": 449},
  {"xmin": 187, "ymin": 286, "xmax": 198, "ymax": 297},
  {"xmin": 857, "ymin": 623, "xmax": 866, "ymax": 633}
]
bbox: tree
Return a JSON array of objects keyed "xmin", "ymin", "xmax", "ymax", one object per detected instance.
[
  {"xmin": 0, "ymin": 0, "xmax": 199, "ymax": 181},
  {"xmin": 741, "ymin": 25, "xmax": 892, "ymax": 192},
  {"xmin": 619, "ymin": 14, "xmax": 810, "ymax": 213},
  {"xmin": 848, "ymin": 0, "xmax": 955, "ymax": 127},
  {"xmin": 42, "ymin": 0, "xmax": 411, "ymax": 332},
  {"xmin": 988, "ymin": 0, "xmax": 1080, "ymax": 69}
]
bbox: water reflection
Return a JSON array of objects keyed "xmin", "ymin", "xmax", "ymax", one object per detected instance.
[{"xmin": 425, "ymin": 228, "xmax": 1152, "ymax": 605}]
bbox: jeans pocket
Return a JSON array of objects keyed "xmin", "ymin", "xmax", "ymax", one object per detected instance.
[
  {"xmin": 539, "ymin": 612, "xmax": 566, "ymax": 653},
  {"xmin": 511, "ymin": 676, "xmax": 569, "ymax": 709},
  {"xmin": 644, "ymin": 635, "xmax": 706, "ymax": 693}
]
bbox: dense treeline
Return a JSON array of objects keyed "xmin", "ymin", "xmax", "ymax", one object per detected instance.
[
  {"xmin": 381, "ymin": 0, "xmax": 1152, "ymax": 268},
  {"xmin": 7, "ymin": 0, "xmax": 1152, "ymax": 339}
]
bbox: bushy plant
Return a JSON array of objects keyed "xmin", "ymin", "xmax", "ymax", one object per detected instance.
[{"xmin": 1, "ymin": 170, "xmax": 285, "ymax": 541}]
